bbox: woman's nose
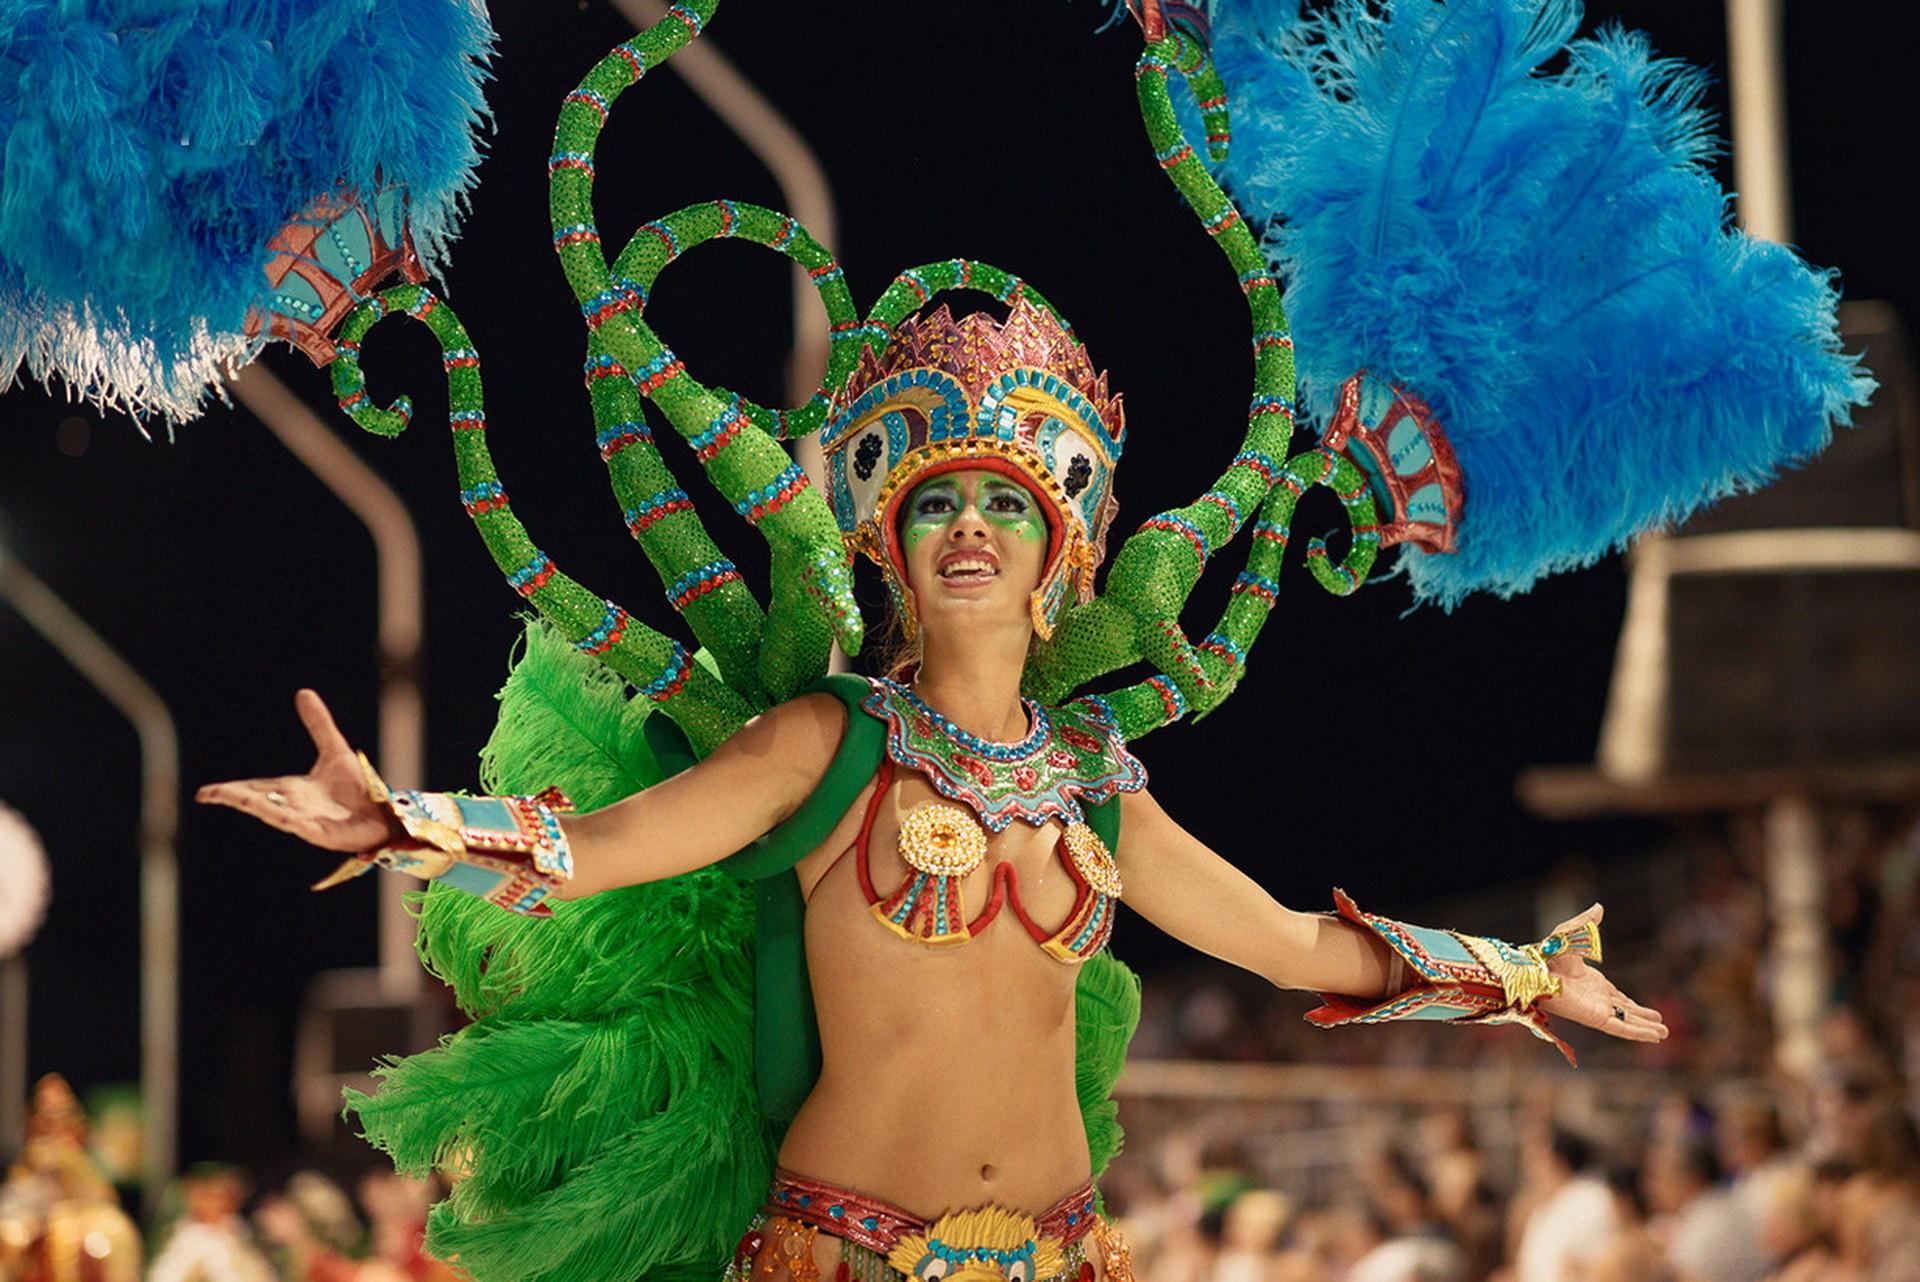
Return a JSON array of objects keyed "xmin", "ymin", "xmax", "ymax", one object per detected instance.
[{"xmin": 948, "ymin": 506, "xmax": 990, "ymax": 540}]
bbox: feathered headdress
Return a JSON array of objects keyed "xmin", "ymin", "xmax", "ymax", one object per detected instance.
[
  {"xmin": 1191, "ymin": 0, "xmax": 1872, "ymax": 605},
  {"xmin": 0, "ymin": 0, "xmax": 494, "ymax": 424}
]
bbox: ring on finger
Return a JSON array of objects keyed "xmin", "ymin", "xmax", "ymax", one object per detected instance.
[
  {"xmin": 266, "ymin": 789, "xmax": 289, "ymax": 806},
  {"xmin": 1612, "ymin": 1005, "xmax": 1626, "ymax": 1021}
]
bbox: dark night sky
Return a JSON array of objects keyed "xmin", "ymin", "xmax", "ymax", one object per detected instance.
[{"xmin": 0, "ymin": 1, "xmax": 1910, "ymax": 1168}]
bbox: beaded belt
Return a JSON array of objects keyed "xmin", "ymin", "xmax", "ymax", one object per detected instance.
[{"xmin": 767, "ymin": 1169, "xmax": 1099, "ymax": 1256}]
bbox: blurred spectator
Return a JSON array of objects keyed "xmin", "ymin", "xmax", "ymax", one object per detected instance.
[
  {"xmin": 1758, "ymin": 1161, "xmax": 1842, "ymax": 1282},
  {"xmin": 147, "ymin": 1164, "xmax": 277, "ymax": 1282},
  {"xmin": 1582, "ymin": 1162, "xmax": 1674, "ymax": 1282},
  {"xmin": 1349, "ymin": 1148, "xmax": 1466, "ymax": 1282},
  {"xmin": 253, "ymin": 1172, "xmax": 360, "ymax": 1282},
  {"xmin": 0, "ymin": 1075, "xmax": 139, "ymax": 1282},
  {"xmin": 1846, "ymin": 1102, "xmax": 1920, "ymax": 1282},
  {"xmin": 1512, "ymin": 1128, "xmax": 1619, "ymax": 1282},
  {"xmin": 1645, "ymin": 1136, "xmax": 1770, "ymax": 1282},
  {"xmin": 356, "ymin": 1171, "xmax": 462, "ymax": 1282},
  {"xmin": 1210, "ymin": 1189, "xmax": 1291, "ymax": 1282},
  {"xmin": 1421, "ymin": 1111, "xmax": 1504, "ymax": 1282}
]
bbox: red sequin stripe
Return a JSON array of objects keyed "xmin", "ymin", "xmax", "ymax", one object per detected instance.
[
  {"xmin": 893, "ymin": 272, "xmax": 930, "ymax": 303},
  {"xmin": 610, "ymin": 44, "xmax": 645, "ymax": 81},
  {"xmin": 693, "ymin": 404, "xmax": 746, "ymax": 462},
  {"xmin": 669, "ymin": 566, "xmax": 742, "ymax": 609},
  {"xmin": 1253, "ymin": 523, "xmax": 1289, "ymax": 546},
  {"xmin": 626, "ymin": 493, "xmax": 695, "ymax": 533},
  {"xmin": 1195, "ymin": 492, "xmax": 1240, "ymax": 525},
  {"xmin": 643, "ymin": 222, "xmax": 679, "ymax": 260},
  {"xmin": 1147, "ymin": 675, "xmax": 1184, "ymax": 722},
  {"xmin": 1203, "ymin": 207, "xmax": 1244, "ymax": 236},
  {"xmin": 1156, "ymin": 619, "xmax": 1209, "ymax": 685},
  {"xmin": 635, "ymin": 355, "xmax": 685, "ymax": 395},
  {"xmin": 666, "ymin": 4, "xmax": 702, "ymax": 37},
  {"xmin": 741, "ymin": 470, "xmax": 809, "ymax": 524}
]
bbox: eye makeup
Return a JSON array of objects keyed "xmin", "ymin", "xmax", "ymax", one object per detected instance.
[{"xmin": 900, "ymin": 474, "xmax": 1045, "ymax": 546}]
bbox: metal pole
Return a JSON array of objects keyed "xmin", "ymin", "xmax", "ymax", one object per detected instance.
[
  {"xmin": 0, "ymin": 549, "xmax": 178, "ymax": 1211},
  {"xmin": 609, "ymin": 0, "xmax": 839, "ymax": 409},
  {"xmin": 228, "ymin": 364, "xmax": 425, "ymax": 1001},
  {"xmin": 1764, "ymin": 794, "xmax": 1827, "ymax": 1081},
  {"xmin": 1726, "ymin": 0, "xmax": 1794, "ymax": 243},
  {"xmin": 0, "ymin": 954, "xmax": 25, "ymax": 1154}
]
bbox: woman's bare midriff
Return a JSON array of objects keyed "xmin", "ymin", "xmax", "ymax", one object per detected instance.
[{"xmin": 775, "ymin": 768, "xmax": 1100, "ymax": 1223}]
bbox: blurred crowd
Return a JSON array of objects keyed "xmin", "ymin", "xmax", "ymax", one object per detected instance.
[
  {"xmin": 5, "ymin": 815, "xmax": 1918, "ymax": 1281},
  {"xmin": 1099, "ymin": 1067, "xmax": 1920, "ymax": 1282},
  {"xmin": 0, "ymin": 1074, "xmax": 457, "ymax": 1282},
  {"xmin": 1096, "ymin": 818, "xmax": 1920, "ymax": 1282}
]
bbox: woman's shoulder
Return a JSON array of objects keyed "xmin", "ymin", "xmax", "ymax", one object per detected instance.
[{"xmin": 733, "ymin": 684, "xmax": 856, "ymax": 767}]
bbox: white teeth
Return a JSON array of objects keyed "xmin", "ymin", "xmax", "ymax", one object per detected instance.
[{"xmin": 940, "ymin": 558, "xmax": 998, "ymax": 579}]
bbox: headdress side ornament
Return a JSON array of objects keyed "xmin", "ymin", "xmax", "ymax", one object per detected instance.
[{"xmin": 821, "ymin": 300, "xmax": 1125, "ymax": 640}]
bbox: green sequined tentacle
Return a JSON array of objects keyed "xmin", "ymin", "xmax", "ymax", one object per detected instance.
[
  {"xmin": 1025, "ymin": 28, "xmax": 1377, "ymax": 740},
  {"xmin": 329, "ymin": 285, "xmax": 753, "ymax": 752},
  {"xmin": 549, "ymin": 3, "xmax": 864, "ymax": 683},
  {"xmin": 596, "ymin": 199, "xmax": 871, "ymax": 702},
  {"xmin": 863, "ymin": 259, "xmax": 1066, "ymax": 334}
]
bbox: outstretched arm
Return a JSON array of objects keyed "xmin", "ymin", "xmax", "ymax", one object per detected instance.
[
  {"xmin": 1118, "ymin": 788, "xmax": 1667, "ymax": 1047},
  {"xmin": 198, "ymin": 687, "xmax": 844, "ymax": 898}
]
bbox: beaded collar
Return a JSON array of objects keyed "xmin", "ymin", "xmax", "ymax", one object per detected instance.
[{"xmin": 859, "ymin": 676, "xmax": 1146, "ymax": 832}]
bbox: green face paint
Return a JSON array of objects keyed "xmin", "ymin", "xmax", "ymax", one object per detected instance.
[
  {"xmin": 978, "ymin": 479, "xmax": 1045, "ymax": 542},
  {"xmin": 902, "ymin": 474, "xmax": 1046, "ymax": 549},
  {"xmin": 903, "ymin": 477, "xmax": 962, "ymax": 549}
]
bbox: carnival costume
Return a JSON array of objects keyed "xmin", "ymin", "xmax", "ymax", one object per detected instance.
[{"xmin": 0, "ymin": 0, "xmax": 1871, "ymax": 1277}]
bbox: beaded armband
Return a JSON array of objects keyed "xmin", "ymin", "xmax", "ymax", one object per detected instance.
[
  {"xmin": 310, "ymin": 755, "xmax": 575, "ymax": 917},
  {"xmin": 1303, "ymin": 888, "xmax": 1601, "ymax": 1066}
]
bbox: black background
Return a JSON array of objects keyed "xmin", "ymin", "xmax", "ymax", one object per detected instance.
[{"xmin": 0, "ymin": 0, "xmax": 1908, "ymax": 1169}]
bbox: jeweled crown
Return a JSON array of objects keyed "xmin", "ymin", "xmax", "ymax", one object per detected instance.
[{"xmin": 819, "ymin": 300, "xmax": 1126, "ymax": 638}]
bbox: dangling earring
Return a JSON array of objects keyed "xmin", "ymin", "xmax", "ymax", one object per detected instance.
[
  {"xmin": 1029, "ymin": 584, "xmax": 1056, "ymax": 640},
  {"xmin": 886, "ymin": 566, "xmax": 919, "ymax": 642}
]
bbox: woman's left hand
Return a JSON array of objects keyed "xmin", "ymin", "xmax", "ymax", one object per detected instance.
[{"xmin": 1535, "ymin": 904, "xmax": 1669, "ymax": 1044}]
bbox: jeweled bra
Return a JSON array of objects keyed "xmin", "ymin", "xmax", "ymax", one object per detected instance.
[{"xmin": 854, "ymin": 676, "xmax": 1145, "ymax": 962}]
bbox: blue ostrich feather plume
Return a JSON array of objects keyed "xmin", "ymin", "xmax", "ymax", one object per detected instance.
[
  {"xmin": 1197, "ymin": 0, "xmax": 1873, "ymax": 606},
  {"xmin": 0, "ymin": 0, "xmax": 494, "ymax": 425}
]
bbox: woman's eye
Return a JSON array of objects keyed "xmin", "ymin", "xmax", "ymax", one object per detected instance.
[
  {"xmin": 914, "ymin": 495, "xmax": 956, "ymax": 517},
  {"xmin": 987, "ymin": 493, "xmax": 1028, "ymax": 514}
]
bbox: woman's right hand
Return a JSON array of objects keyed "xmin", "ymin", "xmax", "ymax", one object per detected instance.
[{"xmin": 196, "ymin": 689, "xmax": 400, "ymax": 854}]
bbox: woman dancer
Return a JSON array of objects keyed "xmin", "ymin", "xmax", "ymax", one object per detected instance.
[{"xmin": 200, "ymin": 301, "xmax": 1665, "ymax": 1281}]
